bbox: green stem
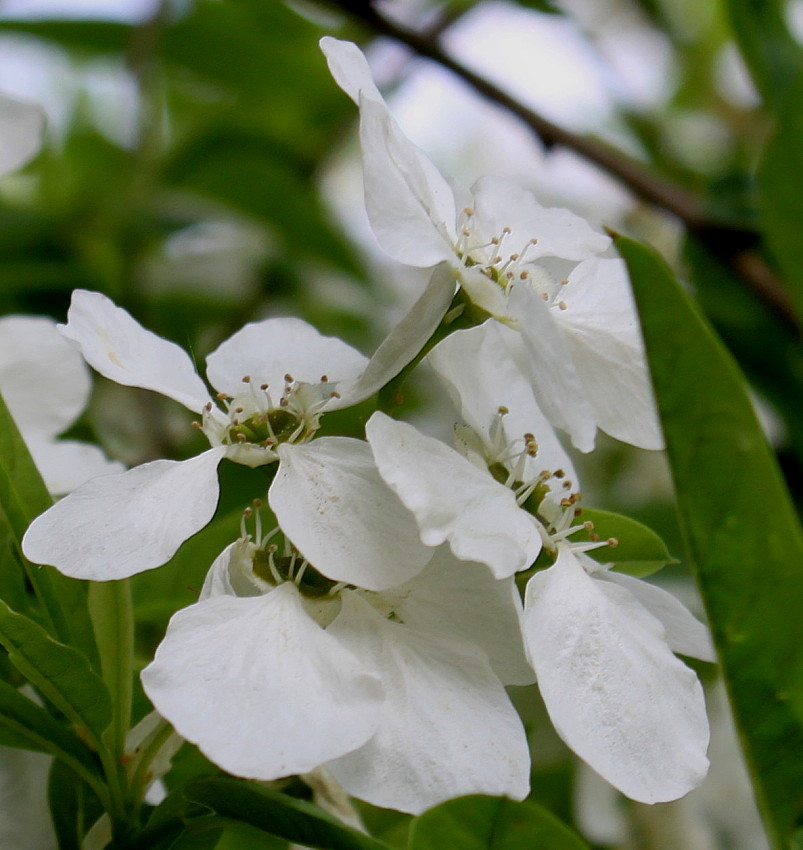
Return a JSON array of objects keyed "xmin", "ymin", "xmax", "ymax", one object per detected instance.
[
  {"xmin": 88, "ymin": 579, "xmax": 135, "ymax": 831},
  {"xmin": 89, "ymin": 580, "xmax": 134, "ymax": 758}
]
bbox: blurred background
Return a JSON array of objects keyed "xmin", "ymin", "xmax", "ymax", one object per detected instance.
[{"xmin": 0, "ymin": 0, "xmax": 792, "ymax": 847}]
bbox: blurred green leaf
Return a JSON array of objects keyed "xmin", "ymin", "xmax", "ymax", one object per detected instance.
[
  {"xmin": 0, "ymin": 599, "xmax": 111, "ymax": 748},
  {"xmin": 758, "ymin": 70, "xmax": 803, "ymax": 324},
  {"xmin": 184, "ymin": 777, "xmax": 392, "ymax": 850},
  {"xmin": 617, "ymin": 232, "xmax": 803, "ymax": 850},
  {"xmin": 0, "ymin": 391, "xmax": 96, "ymax": 662},
  {"xmin": 578, "ymin": 508, "xmax": 677, "ymax": 577},
  {"xmin": 407, "ymin": 795, "xmax": 588, "ymax": 850},
  {"xmin": 724, "ymin": 0, "xmax": 803, "ymax": 105}
]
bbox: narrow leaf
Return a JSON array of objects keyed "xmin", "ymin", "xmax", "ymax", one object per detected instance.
[
  {"xmin": 408, "ymin": 795, "xmax": 589, "ymax": 850},
  {"xmin": 0, "ymin": 598, "xmax": 111, "ymax": 747},
  {"xmin": 758, "ymin": 70, "xmax": 803, "ymax": 324},
  {"xmin": 0, "ymin": 390, "xmax": 96, "ymax": 661},
  {"xmin": 616, "ymin": 233, "xmax": 803, "ymax": 850},
  {"xmin": 724, "ymin": 0, "xmax": 803, "ymax": 106},
  {"xmin": 578, "ymin": 508, "xmax": 677, "ymax": 577},
  {"xmin": 0, "ymin": 679, "xmax": 98, "ymax": 778},
  {"xmin": 184, "ymin": 777, "xmax": 392, "ymax": 850}
]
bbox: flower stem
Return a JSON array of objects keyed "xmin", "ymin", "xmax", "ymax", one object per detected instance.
[{"xmin": 89, "ymin": 579, "xmax": 134, "ymax": 757}]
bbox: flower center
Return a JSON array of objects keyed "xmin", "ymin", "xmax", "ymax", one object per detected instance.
[
  {"xmin": 453, "ymin": 207, "xmax": 569, "ymax": 310},
  {"xmin": 196, "ymin": 374, "xmax": 339, "ymax": 466}
]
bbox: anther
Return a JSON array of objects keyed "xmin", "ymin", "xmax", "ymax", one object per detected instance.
[
  {"xmin": 463, "ymin": 207, "xmax": 474, "ymax": 216},
  {"xmin": 243, "ymin": 507, "xmax": 253, "ymax": 518},
  {"xmin": 253, "ymin": 498, "xmax": 263, "ymax": 508},
  {"xmin": 284, "ymin": 373, "xmax": 293, "ymax": 383},
  {"xmin": 260, "ymin": 383, "xmax": 269, "ymax": 390},
  {"xmin": 560, "ymin": 278, "xmax": 569, "ymax": 285},
  {"xmin": 541, "ymin": 292, "xmax": 549, "ymax": 301},
  {"xmin": 234, "ymin": 407, "xmax": 244, "ymax": 414},
  {"xmin": 330, "ymin": 390, "xmax": 341, "ymax": 398},
  {"xmin": 191, "ymin": 421, "xmax": 202, "ymax": 429},
  {"xmin": 520, "ymin": 271, "xmax": 530, "ymax": 279},
  {"xmin": 216, "ymin": 392, "xmax": 228, "ymax": 400},
  {"xmin": 554, "ymin": 469, "xmax": 565, "ymax": 478},
  {"xmin": 320, "ymin": 375, "xmax": 328, "ymax": 382},
  {"xmin": 529, "ymin": 238, "xmax": 538, "ymax": 245},
  {"xmin": 607, "ymin": 538, "xmax": 619, "ymax": 548},
  {"xmin": 235, "ymin": 433, "xmax": 247, "ymax": 442},
  {"xmin": 583, "ymin": 521, "xmax": 594, "ymax": 531},
  {"xmin": 241, "ymin": 375, "xmax": 250, "ymax": 383},
  {"xmin": 204, "ymin": 402, "xmax": 213, "ymax": 411},
  {"xmin": 589, "ymin": 532, "xmax": 600, "ymax": 542},
  {"xmin": 498, "ymin": 405, "xmax": 509, "ymax": 415},
  {"xmin": 558, "ymin": 301, "xmax": 567, "ymax": 310}
]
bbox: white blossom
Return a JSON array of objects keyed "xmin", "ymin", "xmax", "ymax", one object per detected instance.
[
  {"xmin": 22, "ymin": 288, "xmax": 445, "ymax": 581},
  {"xmin": 142, "ymin": 520, "xmax": 532, "ymax": 814},
  {"xmin": 320, "ymin": 36, "xmax": 661, "ymax": 452},
  {"xmin": 366, "ymin": 327, "xmax": 712, "ymax": 803}
]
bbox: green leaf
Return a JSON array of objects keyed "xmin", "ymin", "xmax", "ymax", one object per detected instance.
[
  {"xmin": 184, "ymin": 777, "xmax": 392, "ymax": 850},
  {"xmin": 407, "ymin": 795, "xmax": 589, "ymax": 850},
  {"xmin": 577, "ymin": 508, "xmax": 677, "ymax": 577},
  {"xmin": 48, "ymin": 760, "xmax": 104, "ymax": 850},
  {"xmin": 724, "ymin": 0, "xmax": 803, "ymax": 105},
  {"xmin": 758, "ymin": 70, "xmax": 803, "ymax": 324},
  {"xmin": 616, "ymin": 232, "xmax": 803, "ymax": 850},
  {"xmin": 0, "ymin": 599, "xmax": 111, "ymax": 748},
  {"xmin": 0, "ymin": 390, "xmax": 96, "ymax": 661},
  {"xmin": 0, "ymin": 679, "xmax": 98, "ymax": 780}
]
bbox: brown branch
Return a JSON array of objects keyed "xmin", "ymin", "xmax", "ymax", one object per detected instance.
[{"xmin": 327, "ymin": 1, "xmax": 799, "ymax": 334}]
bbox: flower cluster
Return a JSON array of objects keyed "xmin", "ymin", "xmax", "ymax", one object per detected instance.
[{"xmin": 19, "ymin": 37, "xmax": 714, "ymax": 820}]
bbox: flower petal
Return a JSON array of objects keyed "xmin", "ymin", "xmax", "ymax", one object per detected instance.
[
  {"xmin": 506, "ymin": 284, "xmax": 597, "ymax": 452},
  {"xmin": 141, "ymin": 582, "xmax": 384, "ymax": 780},
  {"xmin": 326, "ymin": 592, "xmax": 530, "ymax": 814},
  {"xmin": 0, "ymin": 94, "xmax": 44, "ymax": 177},
  {"xmin": 366, "ymin": 412, "xmax": 541, "ymax": 577},
  {"xmin": 0, "ymin": 315, "xmax": 91, "ymax": 441},
  {"xmin": 270, "ymin": 439, "xmax": 431, "ymax": 591},
  {"xmin": 205, "ymin": 317, "xmax": 367, "ymax": 399},
  {"xmin": 427, "ymin": 321, "xmax": 577, "ymax": 485},
  {"xmin": 389, "ymin": 546, "xmax": 534, "ymax": 686},
  {"xmin": 60, "ymin": 290, "xmax": 211, "ymax": 413},
  {"xmin": 598, "ymin": 571, "xmax": 716, "ymax": 663},
  {"xmin": 321, "ymin": 37, "xmax": 457, "ymax": 267},
  {"xmin": 471, "ymin": 175, "xmax": 611, "ymax": 262},
  {"xmin": 559, "ymin": 258, "xmax": 663, "ymax": 449},
  {"xmin": 22, "ymin": 448, "xmax": 226, "ymax": 580},
  {"xmin": 331, "ymin": 263, "xmax": 456, "ymax": 410},
  {"xmin": 523, "ymin": 546, "xmax": 709, "ymax": 803},
  {"xmin": 25, "ymin": 437, "xmax": 124, "ymax": 497}
]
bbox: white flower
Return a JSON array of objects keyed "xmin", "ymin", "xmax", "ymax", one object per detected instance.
[
  {"xmin": 320, "ymin": 37, "xmax": 661, "ymax": 452},
  {"xmin": 0, "ymin": 93, "xmax": 44, "ymax": 178},
  {"xmin": 141, "ymin": 520, "xmax": 532, "ymax": 815},
  {"xmin": 366, "ymin": 326, "xmax": 712, "ymax": 803},
  {"xmin": 22, "ymin": 287, "xmax": 448, "ymax": 582},
  {"xmin": 0, "ymin": 315, "xmax": 123, "ymax": 495}
]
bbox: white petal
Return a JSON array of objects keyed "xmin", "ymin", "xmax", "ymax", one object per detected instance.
[
  {"xmin": 598, "ymin": 571, "xmax": 716, "ymax": 663},
  {"xmin": 198, "ymin": 539, "xmax": 267, "ymax": 601},
  {"xmin": 470, "ymin": 175, "xmax": 610, "ymax": 262},
  {"xmin": 559, "ymin": 258, "xmax": 663, "ymax": 449},
  {"xmin": 60, "ymin": 290, "xmax": 211, "ymax": 413},
  {"xmin": 366, "ymin": 412, "xmax": 540, "ymax": 577},
  {"xmin": 270, "ymin": 439, "xmax": 431, "ymax": 591},
  {"xmin": 506, "ymin": 284, "xmax": 598, "ymax": 452},
  {"xmin": 141, "ymin": 582, "xmax": 384, "ymax": 780},
  {"xmin": 25, "ymin": 437, "xmax": 124, "ymax": 496},
  {"xmin": 427, "ymin": 321, "xmax": 577, "ymax": 484},
  {"xmin": 0, "ymin": 315, "xmax": 91, "ymax": 440},
  {"xmin": 331, "ymin": 263, "xmax": 456, "ymax": 410},
  {"xmin": 359, "ymin": 95, "xmax": 457, "ymax": 267},
  {"xmin": 205, "ymin": 317, "xmax": 367, "ymax": 399},
  {"xmin": 22, "ymin": 448, "xmax": 226, "ymax": 580},
  {"xmin": 389, "ymin": 546, "xmax": 534, "ymax": 686},
  {"xmin": 326, "ymin": 592, "xmax": 530, "ymax": 814},
  {"xmin": 0, "ymin": 94, "xmax": 44, "ymax": 177},
  {"xmin": 321, "ymin": 38, "xmax": 457, "ymax": 267},
  {"xmin": 319, "ymin": 36, "xmax": 383, "ymax": 104},
  {"xmin": 523, "ymin": 547, "xmax": 709, "ymax": 803}
]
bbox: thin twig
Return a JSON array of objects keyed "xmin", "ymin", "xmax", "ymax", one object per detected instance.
[{"xmin": 326, "ymin": 1, "xmax": 799, "ymax": 333}]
